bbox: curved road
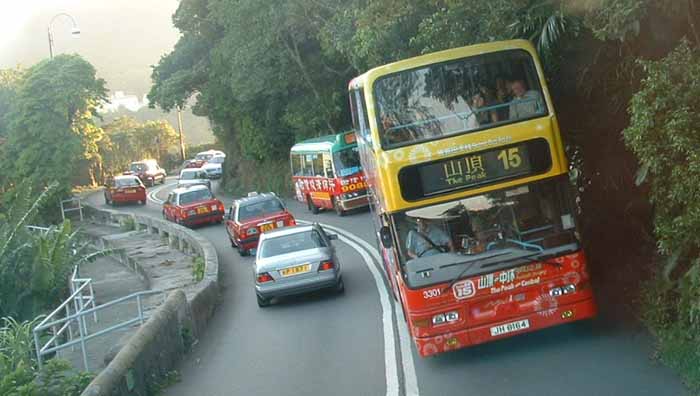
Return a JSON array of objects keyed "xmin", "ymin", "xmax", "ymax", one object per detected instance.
[{"xmin": 87, "ymin": 179, "xmax": 688, "ymax": 396}]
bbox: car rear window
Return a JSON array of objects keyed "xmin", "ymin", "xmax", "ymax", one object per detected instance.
[
  {"xmin": 259, "ymin": 231, "xmax": 325, "ymax": 258},
  {"xmin": 181, "ymin": 171, "xmax": 206, "ymax": 180},
  {"xmin": 237, "ymin": 199, "xmax": 284, "ymax": 222},
  {"xmin": 209, "ymin": 156, "xmax": 225, "ymax": 164},
  {"xmin": 130, "ymin": 163, "xmax": 146, "ymax": 172},
  {"xmin": 115, "ymin": 178, "xmax": 140, "ymax": 187},
  {"xmin": 179, "ymin": 189, "xmax": 213, "ymax": 205}
]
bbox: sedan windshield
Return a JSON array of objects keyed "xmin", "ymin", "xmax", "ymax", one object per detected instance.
[
  {"xmin": 375, "ymin": 49, "xmax": 546, "ymax": 148},
  {"xmin": 179, "ymin": 189, "xmax": 213, "ymax": 205},
  {"xmin": 237, "ymin": 199, "xmax": 284, "ymax": 222},
  {"xmin": 333, "ymin": 147, "xmax": 362, "ymax": 177},
  {"xmin": 393, "ymin": 177, "xmax": 578, "ymax": 288},
  {"xmin": 258, "ymin": 230, "xmax": 326, "ymax": 258}
]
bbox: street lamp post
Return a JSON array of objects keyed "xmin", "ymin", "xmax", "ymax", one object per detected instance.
[{"xmin": 48, "ymin": 13, "xmax": 81, "ymax": 59}]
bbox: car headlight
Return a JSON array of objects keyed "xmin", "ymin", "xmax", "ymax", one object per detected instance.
[
  {"xmin": 247, "ymin": 228, "xmax": 258, "ymax": 235},
  {"xmin": 432, "ymin": 311, "xmax": 459, "ymax": 326},
  {"xmin": 187, "ymin": 210, "xmax": 196, "ymax": 216}
]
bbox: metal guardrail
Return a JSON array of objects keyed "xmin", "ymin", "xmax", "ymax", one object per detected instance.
[
  {"xmin": 61, "ymin": 197, "xmax": 84, "ymax": 222},
  {"xmin": 32, "ymin": 264, "xmax": 162, "ymax": 371}
]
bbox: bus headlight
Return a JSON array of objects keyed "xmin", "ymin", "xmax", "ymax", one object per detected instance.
[
  {"xmin": 562, "ymin": 284, "xmax": 576, "ymax": 294},
  {"xmin": 432, "ymin": 311, "xmax": 459, "ymax": 325}
]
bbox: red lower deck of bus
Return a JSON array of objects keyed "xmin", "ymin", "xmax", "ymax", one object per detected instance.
[{"xmin": 392, "ymin": 250, "xmax": 597, "ymax": 357}]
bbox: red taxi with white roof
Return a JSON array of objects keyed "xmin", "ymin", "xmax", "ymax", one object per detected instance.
[
  {"xmin": 104, "ymin": 175, "xmax": 147, "ymax": 205},
  {"xmin": 225, "ymin": 192, "xmax": 296, "ymax": 256},
  {"xmin": 162, "ymin": 185, "xmax": 225, "ymax": 227}
]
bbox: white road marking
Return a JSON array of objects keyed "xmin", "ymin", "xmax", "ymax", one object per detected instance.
[
  {"xmin": 316, "ymin": 222, "xmax": 420, "ymax": 396},
  {"xmin": 148, "ymin": 181, "xmax": 176, "ymax": 205},
  {"xmin": 300, "ymin": 220, "xmax": 420, "ymax": 396}
]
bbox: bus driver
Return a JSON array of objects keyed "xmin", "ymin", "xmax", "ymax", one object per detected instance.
[{"xmin": 406, "ymin": 217, "xmax": 455, "ymax": 259}]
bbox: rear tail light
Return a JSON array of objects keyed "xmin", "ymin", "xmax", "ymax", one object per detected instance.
[
  {"xmin": 182, "ymin": 210, "xmax": 189, "ymax": 218},
  {"xmin": 319, "ymin": 261, "xmax": 334, "ymax": 271},
  {"xmin": 288, "ymin": 218, "xmax": 296, "ymax": 226},
  {"xmin": 218, "ymin": 203, "xmax": 225, "ymax": 212},
  {"xmin": 256, "ymin": 272, "xmax": 273, "ymax": 283}
]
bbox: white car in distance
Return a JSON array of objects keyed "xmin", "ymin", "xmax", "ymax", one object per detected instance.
[
  {"xmin": 178, "ymin": 168, "xmax": 211, "ymax": 190},
  {"xmin": 202, "ymin": 154, "xmax": 225, "ymax": 179}
]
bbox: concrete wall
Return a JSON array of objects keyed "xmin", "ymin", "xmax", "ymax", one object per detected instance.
[{"xmin": 80, "ymin": 205, "xmax": 220, "ymax": 396}]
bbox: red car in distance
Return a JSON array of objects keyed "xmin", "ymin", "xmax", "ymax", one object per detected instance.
[
  {"xmin": 162, "ymin": 185, "xmax": 225, "ymax": 227},
  {"xmin": 104, "ymin": 175, "xmax": 147, "ymax": 206},
  {"xmin": 225, "ymin": 192, "xmax": 296, "ymax": 256}
]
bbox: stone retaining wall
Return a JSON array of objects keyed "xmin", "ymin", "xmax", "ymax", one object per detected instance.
[{"xmin": 80, "ymin": 205, "xmax": 220, "ymax": 396}]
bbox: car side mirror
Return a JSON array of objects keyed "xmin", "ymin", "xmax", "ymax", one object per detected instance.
[
  {"xmin": 379, "ymin": 226, "xmax": 393, "ymax": 248},
  {"xmin": 328, "ymin": 233, "xmax": 338, "ymax": 241}
]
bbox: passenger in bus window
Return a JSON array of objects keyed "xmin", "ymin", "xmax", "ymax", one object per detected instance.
[
  {"xmin": 406, "ymin": 217, "xmax": 455, "ymax": 259},
  {"xmin": 508, "ymin": 80, "xmax": 543, "ymax": 120},
  {"xmin": 494, "ymin": 77, "xmax": 512, "ymax": 121}
]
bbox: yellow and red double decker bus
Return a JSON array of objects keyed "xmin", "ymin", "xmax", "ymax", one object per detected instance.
[{"xmin": 348, "ymin": 40, "xmax": 597, "ymax": 357}]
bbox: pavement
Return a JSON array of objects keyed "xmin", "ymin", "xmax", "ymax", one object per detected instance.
[{"xmin": 56, "ymin": 221, "xmax": 196, "ymax": 373}]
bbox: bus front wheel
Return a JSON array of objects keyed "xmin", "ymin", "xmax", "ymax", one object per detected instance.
[{"xmin": 307, "ymin": 196, "xmax": 319, "ymax": 214}]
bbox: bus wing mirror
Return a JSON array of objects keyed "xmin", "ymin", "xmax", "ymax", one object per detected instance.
[{"xmin": 379, "ymin": 226, "xmax": 392, "ymax": 248}]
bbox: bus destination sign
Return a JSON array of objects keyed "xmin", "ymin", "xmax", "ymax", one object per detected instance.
[{"xmin": 399, "ymin": 139, "xmax": 551, "ymax": 200}]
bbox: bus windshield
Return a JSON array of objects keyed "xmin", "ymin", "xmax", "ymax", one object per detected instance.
[
  {"xmin": 333, "ymin": 147, "xmax": 362, "ymax": 177},
  {"xmin": 393, "ymin": 177, "xmax": 577, "ymax": 288},
  {"xmin": 375, "ymin": 49, "xmax": 547, "ymax": 148}
]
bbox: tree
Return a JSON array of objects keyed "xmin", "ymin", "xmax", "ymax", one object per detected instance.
[
  {"xmin": 0, "ymin": 67, "xmax": 23, "ymax": 139},
  {"xmin": 1, "ymin": 55, "xmax": 107, "ymax": 196}
]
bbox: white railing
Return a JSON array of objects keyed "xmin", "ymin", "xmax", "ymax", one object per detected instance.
[
  {"xmin": 32, "ymin": 265, "xmax": 161, "ymax": 371},
  {"xmin": 61, "ymin": 197, "xmax": 84, "ymax": 222}
]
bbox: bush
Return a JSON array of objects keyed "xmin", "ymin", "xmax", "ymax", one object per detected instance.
[
  {"xmin": 625, "ymin": 40, "xmax": 700, "ymax": 391},
  {"xmin": 223, "ymin": 158, "xmax": 293, "ymax": 198}
]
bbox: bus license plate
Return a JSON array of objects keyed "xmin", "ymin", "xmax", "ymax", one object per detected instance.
[
  {"xmin": 280, "ymin": 264, "xmax": 311, "ymax": 277},
  {"xmin": 260, "ymin": 223, "xmax": 275, "ymax": 232},
  {"xmin": 490, "ymin": 319, "xmax": 530, "ymax": 337}
]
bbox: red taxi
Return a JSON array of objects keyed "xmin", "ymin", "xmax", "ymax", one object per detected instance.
[
  {"xmin": 104, "ymin": 175, "xmax": 146, "ymax": 205},
  {"xmin": 162, "ymin": 185, "xmax": 225, "ymax": 227},
  {"xmin": 225, "ymin": 192, "xmax": 296, "ymax": 256}
]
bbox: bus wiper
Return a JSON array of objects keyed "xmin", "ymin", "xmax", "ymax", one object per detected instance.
[{"xmin": 481, "ymin": 250, "xmax": 562, "ymax": 269}]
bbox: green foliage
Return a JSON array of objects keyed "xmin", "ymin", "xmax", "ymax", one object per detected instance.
[
  {"xmin": 120, "ymin": 216, "xmax": 136, "ymax": 232},
  {"xmin": 0, "ymin": 316, "xmax": 93, "ymax": 396},
  {"xmin": 100, "ymin": 116, "xmax": 179, "ymax": 178},
  {"xmin": 0, "ymin": 67, "xmax": 23, "ymax": 138},
  {"xmin": 100, "ymin": 105, "xmax": 213, "ymax": 146},
  {"xmin": 146, "ymin": 369, "xmax": 181, "ymax": 395},
  {"xmin": 191, "ymin": 256, "xmax": 205, "ymax": 282},
  {"xmin": 626, "ymin": 40, "xmax": 700, "ymax": 393},
  {"xmin": 0, "ymin": 183, "xmax": 100, "ymax": 319},
  {"xmin": 223, "ymin": 158, "xmax": 293, "ymax": 198},
  {"xmin": 623, "ymin": 41, "xmax": 700, "ymax": 257},
  {"xmin": 1, "ymin": 55, "xmax": 107, "ymax": 195},
  {"xmin": 583, "ymin": 0, "xmax": 647, "ymax": 41}
]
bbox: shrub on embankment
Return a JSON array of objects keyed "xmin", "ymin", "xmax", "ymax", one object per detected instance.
[
  {"xmin": 623, "ymin": 40, "xmax": 700, "ymax": 390},
  {"xmin": 0, "ymin": 316, "xmax": 94, "ymax": 396}
]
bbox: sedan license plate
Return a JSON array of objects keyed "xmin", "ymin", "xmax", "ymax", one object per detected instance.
[
  {"xmin": 490, "ymin": 319, "xmax": 530, "ymax": 337},
  {"xmin": 280, "ymin": 264, "xmax": 311, "ymax": 277},
  {"xmin": 196, "ymin": 206, "xmax": 209, "ymax": 214},
  {"xmin": 126, "ymin": 189, "xmax": 136, "ymax": 193},
  {"xmin": 260, "ymin": 223, "xmax": 275, "ymax": 232}
]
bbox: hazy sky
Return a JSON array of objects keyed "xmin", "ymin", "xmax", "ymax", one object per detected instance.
[{"xmin": 0, "ymin": 0, "xmax": 182, "ymax": 95}]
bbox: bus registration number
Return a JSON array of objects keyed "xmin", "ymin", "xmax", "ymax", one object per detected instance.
[{"xmin": 490, "ymin": 319, "xmax": 530, "ymax": 337}]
